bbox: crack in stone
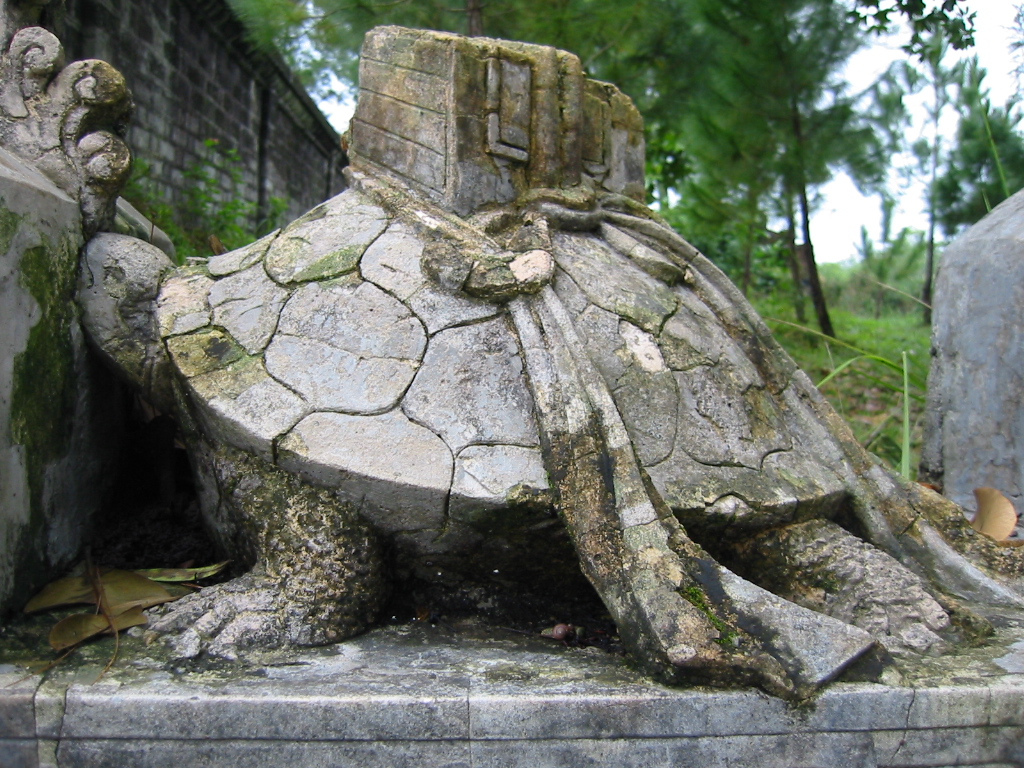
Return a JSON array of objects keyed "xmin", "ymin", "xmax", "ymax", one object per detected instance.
[{"xmin": 889, "ymin": 686, "xmax": 917, "ymax": 764}]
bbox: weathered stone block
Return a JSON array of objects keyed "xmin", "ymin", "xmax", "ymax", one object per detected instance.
[
  {"xmin": 922, "ymin": 189, "xmax": 1024, "ymax": 514},
  {"xmin": 355, "ymin": 90, "xmax": 448, "ymax": 149},
  {"xmin": 872, "ymin": 725, "xmax": 1024, "ymax": 767},
  {"xmin": 278, "ymin": 411, "xmax": 452, "ymax": 534},
  {"xmin": 351, "ymin": 26, "xmax": 642, "ymax": 215},
  {"xmin": 57, "ymin": 740, "xmax": 474, "ymax": 768},
  {"xmin": 0, "ymin": 674, "xmax": 34, "ymax": 738},
  {"xmin": 61, "ymin": 685, "xmax": 470, "ymax": 741},
  {"xmin": 0, "ymin": 739, "xmax": 37, "ymax": 768},
  {"xmin": 359, "ymin": 58, "xmax": 450, "ymax": 112},
  {"xmin": 209, "ymin": 264, "xmax": 288, "ymax": 354},
  {"xmin": 66, "ymin": 23, "xmax": 1024, "ymax": 701},
  {"xmin": 351, "ymin": 119, "xmax": 447, "ymax": 193},
  {"xmin": 469, "ymin": 733, "xmax": 876, "ymax": 768},
  {"xmin": 403, "ymin": 318, "xmax": 540, "ymax": 454},
  {"xmin": 0, "ymin": 148, "xmax": 111, "ymax": 619}
]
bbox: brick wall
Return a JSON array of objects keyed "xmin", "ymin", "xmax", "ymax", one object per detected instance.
[{"xmin": 48, "ymin": 0, "xmax": 346, "ymax": 229}]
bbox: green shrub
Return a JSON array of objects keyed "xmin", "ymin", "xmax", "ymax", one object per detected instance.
[{"xmin": 122, "ymin": 139, "xmax": 287, "ymax": 264}]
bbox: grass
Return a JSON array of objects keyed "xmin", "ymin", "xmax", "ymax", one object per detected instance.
[{"xmin": 753, "ymin": 296, "xmax": 931, "ymax": 477}]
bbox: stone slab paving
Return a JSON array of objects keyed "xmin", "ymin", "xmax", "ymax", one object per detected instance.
[{"xmin": 2, "ymin": 620, "xmax": 1024, "ymax": 768}]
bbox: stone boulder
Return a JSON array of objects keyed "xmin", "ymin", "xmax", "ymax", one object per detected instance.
[{"xmin": 921, "ymin": 189, "xmax": 1024, "ymax": 519}]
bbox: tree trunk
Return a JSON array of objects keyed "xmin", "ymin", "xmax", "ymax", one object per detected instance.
[
  {"xmin": 466, "ymin": 0, "xmax": 484, "ymax": 36},
  {"xmin": 791, "ymin": 104, "xmax": 835, "ymax": 338},
  {"xmin": 797, "ymin": 238, "xmax": 834, "ymax": 338},
  {"xmin": 922, "ymin": 120, "xmax": 940, "ymax": 326},
  {"xmin": 923, "ymin": 213, "xmax": 935, "ymax": 326},
  {"xmin": 798, "ymin": 203, "xmax": 834, "ymax": 337},
  {"xmin": 784, "ymin": 204, "xmax": 807, "ymax": 324},
  {"xmin": 740, "ymin": 187, "xmax": 756, "ymax": 297}
]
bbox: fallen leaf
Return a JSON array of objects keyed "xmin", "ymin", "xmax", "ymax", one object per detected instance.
[
  {"xmin": 28, "ymin": 568, "xmax": 177, "ymax": 616},
  {"xmin": 48, "ymin": 608, "xmax": 148, "ymax": 652},
  {"xmin": 133, "ymin": 561, "xmax": 229, "ymax": 583},
  {"xmin": 971, "ymin": 487, "xmax": 1019, "ymax": 541},
  {"xmin": 98, "ymin": 570, "xmax": 175, "ymax": 615},
  {"xmin": 24, "ymin": 575, "xmax": 94, "ymax": 613},
  {"xmin": 162, "ymin": 583, "xmax": 198, "ymax": 598},
  {"xmin": 209, "ymin": 234, "xmax": 227, "ymax": 255}
]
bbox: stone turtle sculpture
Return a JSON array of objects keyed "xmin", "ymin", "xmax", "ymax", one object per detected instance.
[{"xmin": 77, "ymin": 27, "xmax": 1024, "ymax": 699}]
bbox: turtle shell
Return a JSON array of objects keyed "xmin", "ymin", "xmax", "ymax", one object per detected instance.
[{"xmin": 157, "ymin": 184, "xmax": 848, "ymax": 552}]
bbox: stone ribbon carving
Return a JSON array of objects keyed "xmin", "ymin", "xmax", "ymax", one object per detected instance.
[{"xmin": 0, "ymin": 0, "xmax": 132, "ymax": 233}]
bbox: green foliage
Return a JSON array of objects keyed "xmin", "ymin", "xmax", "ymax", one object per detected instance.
[
  {"xmin": 933, "ymin": 60, "xmax": 1024, "ymax": 234},
  {"xmin": 683, "ymin": 585, "xmax": 738, "ymax": 646},
  {"xmin": 652, "ymin": 0, "xmax": 893, "ymax": 335},
  {"xmin": 822, "ymin": 227, "xmax": 926, "ymax": 318},
  {"xmin": 122, "ymin": 139, "xmax": 288, "ymax": 263},
  {"xmin": 851, "ymin": 0, "xmax": 976, "ymax": 54},
  {"xmin": 223, "ymin": 1, "xmax": 977, "ymax": 326},
  {"xmin": 227, "ymin": 0, "xmax": 684, "ymax": 105},
  {"xmin": 755, "ymin": 291, "xmax": 931, "ymax": 476}
]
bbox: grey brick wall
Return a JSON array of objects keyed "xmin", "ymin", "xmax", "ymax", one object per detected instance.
[{"xmin": 48, "ymin": 0, "xmax": 346, "ymax": 230}]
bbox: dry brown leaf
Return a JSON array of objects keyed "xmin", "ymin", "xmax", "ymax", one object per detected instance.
[
  {"xmin": 162, "ymin": 583, "xmax": 198, "ymax": 598},
  {"xmin": 48, "ymin": 608, "xmax": 149, "ymax": 652},
  {"xmin": 209, "ymin": 234, "xmax": 227, "ymax": 255},
  {"xmin": 105, "ymin": 606, "xmax": 149, "ymax": 631},
  {"xmin": 133, "ymin": 561, "xmax": 229, "ymax": 583},
  {"xmin": 49, "ymin": 614, "xmax": 108, "ymax": 651},
  {"xmin": 971, "ymin": 487, "xmax": 1019, "ymax": 541},
  {"xmin": 99, "ymin": 570, "xmax": 175, "ymax": 615},
  {"xmin": 24, "ymin": 574, "xmax": 93, "ymax": 613}
]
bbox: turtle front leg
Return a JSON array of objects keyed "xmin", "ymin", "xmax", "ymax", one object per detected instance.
[{"xmin": 147, "ymin": 445, "xmax": 388, "ymax": 660}]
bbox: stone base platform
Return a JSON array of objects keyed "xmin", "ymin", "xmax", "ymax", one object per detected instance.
[{"xmin": 3, "ymin": 620, "xmax": 1024, "ymax": 768}]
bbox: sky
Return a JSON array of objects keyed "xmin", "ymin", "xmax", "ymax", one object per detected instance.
[
  {"xmin": 318, "ymin": 3, "xmax": 1021, "ymax": 265},
  {"xmin": 814, "ymin": 2, "xmax": 1021, "ymax": 263}
]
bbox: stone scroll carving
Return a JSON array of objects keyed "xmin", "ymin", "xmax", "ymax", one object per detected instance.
[
  {"xmin": 76, "ymin": 26, "xmax": 1024, "ymax": 701},
  {"xmin": 0, "ymin": 0, "xmax": 133, "ymax": 233}
]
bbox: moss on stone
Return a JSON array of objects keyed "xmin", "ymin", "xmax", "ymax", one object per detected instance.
[
  {"xmin": 3, "ymin": 199, "xmax": 82, "ymax": 617},
  {"xmin": 0, "ymin": 206, "xmax": 21, "ymax": 255},
  {"xmin": 291, "ymin": 244, "xmax": 362, "ymax": 282},
  {"xmin": 10, "ymin": 230, "xmax": 80, "ymax": 516},
  {"xmin": 166, "ymin": 328, "xmax": 246, "ymax": 378},
  {"xmin": 682, "ymin": 585, "xmax": 738, "ymax": 647}
]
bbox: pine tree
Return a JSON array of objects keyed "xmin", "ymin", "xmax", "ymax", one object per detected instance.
[
  {"xmin": 933, "ymin": 59, "xmax": 1024, "ymax": 234},
  {"xmin": 664, "ymin": 0, "xmax": 886, "ymax": 337}
]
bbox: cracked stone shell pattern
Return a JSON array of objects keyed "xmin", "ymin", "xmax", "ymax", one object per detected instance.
[{"xmin": 159, "ymin": 186, "xmax": 847, "ymax": 549}]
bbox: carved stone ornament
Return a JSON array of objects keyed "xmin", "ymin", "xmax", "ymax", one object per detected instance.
[
  {"xmin": 0, "ymin": 0, "xmax": 132, "ymax": 233},
  {"xmin": 77, "ymin": 26, "xmax": 1024, "ymax": 701}
]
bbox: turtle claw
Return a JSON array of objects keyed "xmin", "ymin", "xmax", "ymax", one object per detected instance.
[
  {"xmin": 146, "ymin": 573, "xmax": 290, "ymax": 660},
  {"xmin": 147, "ymin": 571, "xmax": 365, "ymax": 661}
]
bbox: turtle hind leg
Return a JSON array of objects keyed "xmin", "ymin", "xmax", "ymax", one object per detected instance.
[
  {"xmin": 147, "ymin": 447, "xmax": 388, "ymax": 660},
  {"xmin": 728, "ymin": 519, "xmax": 957, "ymax": 657},
  {"xmin": 510, "ymin": 288, "xmax": 875, "ymax": 700}
]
